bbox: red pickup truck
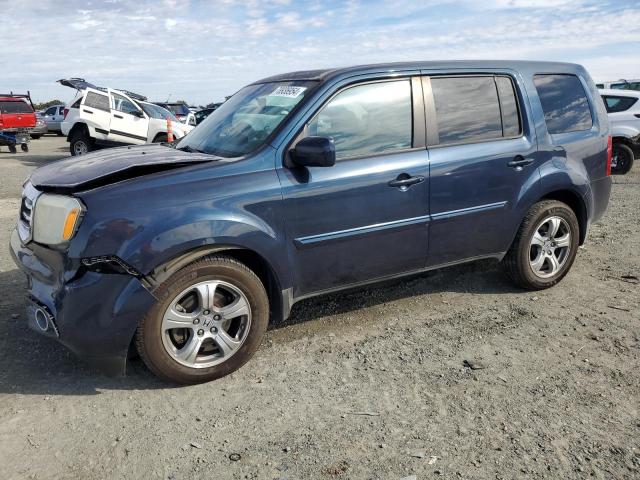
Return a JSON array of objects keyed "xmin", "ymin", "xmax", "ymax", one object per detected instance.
[{"xmin": 0, "ymin": 94, "xmax": 37, "ymax": 153}]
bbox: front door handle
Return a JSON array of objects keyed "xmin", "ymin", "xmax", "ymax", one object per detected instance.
[
  {"xmin": 507, "ymin": 156, "xmax": 534, "ymax": 170},
  {"xmin": 114, "ymin": 114, "xmax": 124, "ymax": 119},
  {"xmin": 388, "ymin": 174, "xmax": 425, "ymax": 190}
]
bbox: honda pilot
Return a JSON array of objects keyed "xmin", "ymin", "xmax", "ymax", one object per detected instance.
[{"xmin": 11, "ymin": 61, "xmax": 612, "ymax": 384}]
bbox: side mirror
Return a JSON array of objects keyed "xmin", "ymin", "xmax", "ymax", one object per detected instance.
[
  {"xmin": 133, "ymin": 110, "xmax": 145, "ymax": 118},
  {"xmin": 290, "ymin": 136, "xmax": 336, "ymax": 168}
]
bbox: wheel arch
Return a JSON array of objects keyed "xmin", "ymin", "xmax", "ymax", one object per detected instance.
[
  {"xmin": 67, "ymin": 121, "xmax": 89, "ymax": 140},
  {"xmin": 538, "ymin": 189, "xmax": 588, "ymax": 245},
  {"xmin": 147, "ymin": 244, "xmax": 285, "ymax": 324}
]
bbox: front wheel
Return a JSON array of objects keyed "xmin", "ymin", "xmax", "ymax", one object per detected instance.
[
  {"xmin": 503, "ymin": 200, "xmax": 579, "ymax": 289},
  {"xmin": 136, "ymin": 255, "xmax": 269, "ymax": 384},
  {"xmin": 611, "ymin": 142, "xmax": 634, "ymax": 175}
]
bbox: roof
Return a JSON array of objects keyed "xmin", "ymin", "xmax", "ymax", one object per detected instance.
[
  {"xmin": 598, "ymin": 88, "xmax": 640, "ymax": 97},
  {"xmin": 252, "ymin": 60, "xmax": 583, "ymax": 84}
]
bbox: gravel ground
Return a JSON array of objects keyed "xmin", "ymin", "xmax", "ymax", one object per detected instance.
[{"xmin": 0, "ymin": 136, "xmax": 638, "ymax": 480}]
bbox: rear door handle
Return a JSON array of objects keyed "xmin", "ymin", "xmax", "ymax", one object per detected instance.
[
  {"xmin": 507, "ymin": 156, "xmax": 534, "ymax": 170},
  {"xmin": 388, "ymin": 174, "xmax": 425, "ymax": 190},
  {"xmin": 114, "ymin": 114, "xmax": 123, "ymax": 119}
]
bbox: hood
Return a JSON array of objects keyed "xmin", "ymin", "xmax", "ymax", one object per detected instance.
[{"xmin": 29, "ymin": 144, "xmax": 216, "ymax": 193}]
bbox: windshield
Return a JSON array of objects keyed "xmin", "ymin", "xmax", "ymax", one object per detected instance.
[
  {"xmin": 175, "ymin": 81, "xmax": 316, "ymax": 157},
  {"xmin": 163, "ymin": 104, "xmax": 190, "ymax": 115},
  {"xmin": 140, "ymin": 102, "xmax": 178, "ymax": 120}
]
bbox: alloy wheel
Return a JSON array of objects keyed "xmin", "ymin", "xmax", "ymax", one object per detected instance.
[
  {"xmin": 161, "ymin": 280, "xmax": 251, "ymax": 368},
  {"xmin": 529, "ymin": 216, "xmax": 571, "ymax": 278}
]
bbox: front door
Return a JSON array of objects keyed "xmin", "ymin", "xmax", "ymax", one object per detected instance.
[
  {"xmin": 423, "ymin": 74, "xmax": 539, "ymax": 266},
  {"xmin": 107, "ymin": 89, "xmax": 149, "ymax": 144},
  {"xmin": 277, "ymin": 78, "xmax": 430, "ymax": 297}
]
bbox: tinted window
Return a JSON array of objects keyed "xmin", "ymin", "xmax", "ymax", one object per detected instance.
[
  {"xmin": 0, "ymin": 100, "xmax": 33, "ymax": 114},
  {"xmin": 84, "ymin": 92, "xmax": 110, "ymax": 111},
  {"xmin": 140, "ymin": 102, "xmax": 177, "ymax": 120},
  {"xmin": 534, "ymin": 74, "xmax": 593, "ymax": 133},
  {"xmin": 308, "ymin": 80, "xmax": 412, "ymax": 159},
  {"xmin": 112, "ymin": 93, "xmax": 139, "ymax": 115},
  {"xmin": 495, "ymin": 76, "xmax": 521, "ymax": 137},
  {"xmin": 431, "ymin": 76, "xmax": 502, "ymax": 144},
  {"xmin": 595, "ymin": 83, "xmax": 604, "ymax": 89},
  {"xmin": 602, "ymin": 95, "xmax": 638, "ymax": 113},
  {"xmin": 58, "ymin": 106, "xmax": 65, "ymax": 115},
  {"xmin": 45, "ymin": 106, "xmax": 57, "ymax": 115}
]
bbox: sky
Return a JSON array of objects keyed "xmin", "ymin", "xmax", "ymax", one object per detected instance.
[{"xmin": 1, "ymin": 0, "xmax": 639, "ymax": 105}]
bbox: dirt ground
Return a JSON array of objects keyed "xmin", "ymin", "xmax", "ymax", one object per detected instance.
[{"xmin": 0, "ymin": 136, "xmax": 638, "ymax": 480}]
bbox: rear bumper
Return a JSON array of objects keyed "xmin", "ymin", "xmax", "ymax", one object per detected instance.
[{"xmin": 10, "ymin": 228, "xmax": 156, "ymax": 375}]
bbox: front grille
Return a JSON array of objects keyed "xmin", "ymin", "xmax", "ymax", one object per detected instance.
[{"xmin": 17, "ymin": 182, "xmax": 40, "ymax": 243}]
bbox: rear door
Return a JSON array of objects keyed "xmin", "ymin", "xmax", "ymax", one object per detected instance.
[
  {"xmin": 277, "ymin": 77, "xmax": 430, "ymax": 297},
  {"xmin": 107, "ymin": 89, "xmax": 149, "ymax": 144},
  {"xmin": 423, "ymin": 73, "xmax": 539, "ymax": 266},
  {"xmin": 80, "ymin": 88, "xmax": 111, "ymax": 141}
]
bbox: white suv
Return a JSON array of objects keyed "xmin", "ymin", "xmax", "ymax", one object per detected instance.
[
  {"xmin": 59, "ymin": 79, "xmax": 193, "ymax": 156},
  {"xmin": 600, "ymin": 88, "xmax": 640, "ymax": 174}
]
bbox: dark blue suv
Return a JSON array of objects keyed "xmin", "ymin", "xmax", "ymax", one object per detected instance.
[{"xmin": 11, "ymin": 61, "xmax": 612, "ymax": 383}]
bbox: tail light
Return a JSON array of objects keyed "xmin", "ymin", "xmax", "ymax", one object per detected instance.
[
  {"xmin": 63, "ymin": 108, "xmax": 69, "ymax": 119},
  {"xmin": 605, "ymin": 136, "xmax": 613, "ymax": 177}
]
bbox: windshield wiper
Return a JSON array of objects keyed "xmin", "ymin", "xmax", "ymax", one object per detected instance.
[{"xmin": 177, "ymin": 145, "xmax": 205, "ymax": 154}]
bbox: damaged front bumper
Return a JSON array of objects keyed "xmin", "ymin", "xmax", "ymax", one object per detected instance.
[{"xmin": 9, "ymin": 228, "xmax": 156, "ymax": 376}]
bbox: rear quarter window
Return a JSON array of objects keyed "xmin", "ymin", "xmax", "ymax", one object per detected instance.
[
  {"xmin": 0, "ymin": 100, "xmax": 33, "ymax": 114},
  {"xmin": 84, "ymin": 92, "xmax": 110, "ymax": 111},
  {"xmin": 533, "ymin": 74, "xmax": 593, "ymax": 134},
  {"xmin": 602, "ymin": 95, "xmax": 638, "ymax": 113}
]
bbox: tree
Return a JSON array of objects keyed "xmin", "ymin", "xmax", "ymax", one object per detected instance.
[{"xmin": 33, "ymin": 99, "xmax": 64, "ymax": 110}]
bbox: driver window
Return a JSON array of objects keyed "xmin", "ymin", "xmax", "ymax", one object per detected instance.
[
  {"xmin": 112, "ymin": 93, "xmax": 139, "ymax": 116},
  {"xmin": 307, "ymin": 80, "xmax": 412, "ymax": 160}
]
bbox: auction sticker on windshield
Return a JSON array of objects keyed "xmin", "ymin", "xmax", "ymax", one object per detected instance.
[{"xmin": 269, "ymin": 86, "xmax": 307, "ymax": 98}]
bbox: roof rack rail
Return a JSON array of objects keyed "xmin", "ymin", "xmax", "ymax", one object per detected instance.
[{"xmin": 0, "ymin": 92, "xmax": 35, "ymax": 109}]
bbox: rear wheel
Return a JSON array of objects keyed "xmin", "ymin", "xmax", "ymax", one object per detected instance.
[
  {"xmin": 503, "ymin": 200, "xmax": 579, "ymax": 289},
  {"xmin": 611, "ymin": 142, "xmax": 634, "ymax": 175},
  {"xmin": 30, "ymin": 134, "xmax": 42, "ymax": 139},
  {"xmin": 153, "ymin": 133, "xmax": 168, "ymax": 143},
  {"xmin": 136, "ymin": 255, "xmax": 269, "ymax": 384},
  {"xmin": 69, "ymin": 129, "xmax": 95, "ymax": 156}
]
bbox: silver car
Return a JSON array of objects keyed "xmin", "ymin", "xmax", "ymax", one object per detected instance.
[{"xmin": 40, "ymin": 104, "xmax": 66, "ymax": 134}]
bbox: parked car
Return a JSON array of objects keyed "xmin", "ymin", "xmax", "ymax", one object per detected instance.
[
  {"xmin": 30, "ymin": 115, "xmax": 48, "ymax": 139},
  {"xmin": 596, "ymin": 79, "xmax": 640, "ymax": 91},
  {"xmin": 194, "ymin": 105, "xmax": 219, "ymax": 125},
  {"xmin": 59, "ymin": 78, "xmax": 193, "ymax": 156},
  {"xmin": 0, "ymin": 93, "xmax": 37, "ymax": 153},
  {"xmin": 11, "ymin": 61, "xmax": 611, "ymax": 384},
  {"xmin": 40, "ymin": 104, "xmax": 66, "ymax": 135},
  {"xmin": 154, "ymin": 102, "xmax": 196, "ymax": 126},
  {"xmin": 599, "ymin": 88, "xmax": 640, "ymax": 174}
]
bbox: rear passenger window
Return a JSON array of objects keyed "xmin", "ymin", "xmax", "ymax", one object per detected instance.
[
  {"xmin": 533, "ymin": 74, "xmax": 593, "ymax": 134},
  {"xmin": 431, "ymin": 76, "xmax": 520, "ymax": 145},
  {"xmin": 495, "ymin": 76, "xmax": 521, "ymax": 137},
  {"xmin": 0, "ymin": 101, "xmax": 33, "ymax": 114},
  {"xmin": 308, "ymin": 80, "xmax": 412, "ymax": 159},
  {"xmin": 84, "ymin": 92, "xmax": 110, "ymax": 112},
  {"xmin": 602, "ymin": 95, "xmax": 638, "ymax": 113}
]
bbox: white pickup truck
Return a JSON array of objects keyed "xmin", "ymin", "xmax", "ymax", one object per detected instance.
[{"xmin": 59, "ymin": 78, "xmax": 193, "ymax": 156}]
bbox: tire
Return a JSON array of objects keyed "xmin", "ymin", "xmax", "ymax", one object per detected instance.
[
  {"xmin": 69, "ymin": 129, "xmax": 95, "ymax": 156},
  {"xmin": 8, "ymin": 145, "xmax": 17, "ymax": 154},
  {"xmin": 21, "ymin": 144, "xmax": 28, "ymax": 152},
  {"xmin": 503, "ymin": 200, "xmax": 580, "ymax": 290},
  {"xmin": 56, "ymin": 132, "xmax": 64, "ymax": 136},
  {"xmin": 30, "ymin": 134, "xmax": 42, "ymax": 140},
  {"xmin": 611, "ymin": 142, "xmax": 634, "ymax": 175},
  {"xmin": 153, "ymin": 133, "xmax": 168, "ymax": 143},
  {"xmin": 136, "ymin": 255, "xmax": 269, "ymax": 384}
]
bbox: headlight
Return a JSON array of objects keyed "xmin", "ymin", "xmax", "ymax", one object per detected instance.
[{"xmin": 32, "ymin": 194, "xmax": 84, "ymax": 245}]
